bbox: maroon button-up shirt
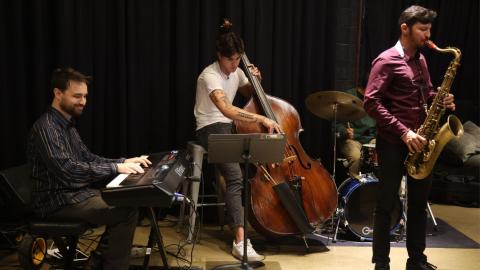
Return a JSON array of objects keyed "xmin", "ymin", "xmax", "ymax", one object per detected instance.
[{"xmin": 364, "ymin": 41, "xmax": 436, "ymax": 144}]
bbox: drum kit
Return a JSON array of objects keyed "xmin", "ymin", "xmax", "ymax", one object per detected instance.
[{"xmin": 305, "ymin": 91, "xmax": 405, "ymax": 241}]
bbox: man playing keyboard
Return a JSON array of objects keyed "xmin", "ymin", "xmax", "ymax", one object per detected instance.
[{"xmin": 27, "ymin": 67, "xmax": 151, "ymax": 270}]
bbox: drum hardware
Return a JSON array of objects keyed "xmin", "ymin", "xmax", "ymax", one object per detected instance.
[
  {"xmin": 332, "ymin": 207, "xmax": 344, "ymax": 243},
  {"xmin": 399, "ymin": 175, "xmax": 439, "ymax": 235},
  {"xmin": 427, "ymin": 203, "xmax": 438, "ymax": 231}
]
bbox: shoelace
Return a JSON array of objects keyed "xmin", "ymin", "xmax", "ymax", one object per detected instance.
[
  {"xmin": 246, "ymin": 246, "xmax": 258, "ymax": 255},
  {"xmin": 245, "ymin": 241, "xmax": 255, "ymax": 254},
  {"xmin": 238, "ymin": 240, "xmax": 259, "ymax": 256}
]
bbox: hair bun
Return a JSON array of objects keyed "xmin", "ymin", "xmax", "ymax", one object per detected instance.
[{"xmin": 219, "ymin": 18, "xmax": 233, "ymax": 35}]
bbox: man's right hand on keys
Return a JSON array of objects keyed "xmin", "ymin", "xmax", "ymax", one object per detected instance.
[{"xmin": 117, "ymin": 163, "xmax": 144, "ymax": 174}]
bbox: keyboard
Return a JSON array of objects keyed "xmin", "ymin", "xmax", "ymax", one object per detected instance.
[{"xmin": 101, "ymin": 150, "xmax": 190, "ymax": 207}]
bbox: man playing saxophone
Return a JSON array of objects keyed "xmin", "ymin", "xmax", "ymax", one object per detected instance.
[{"xmin": 364, "ymin": 5, "xmax": 455, "ymax": 270}]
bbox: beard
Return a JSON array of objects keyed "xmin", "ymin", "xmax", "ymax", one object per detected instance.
[
  {"xmin": 60, "ymin": 101, "xmax": 84, "ymax": 118},
  {"xmin": 412, "ymin": 34, "xmax": 426, "ymax": 49},
  {"xmin": 417, "ymin": 39, "xmax": 426, "ymax": 49},
  {"xmin": 406, "ymin": 31, "xmax": 424, "ymax": 50}
]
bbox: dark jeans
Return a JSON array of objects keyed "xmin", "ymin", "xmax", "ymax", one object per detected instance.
[
  {"xmin": 50, "ymin": 191, "xmax": 138, "ymax": 270},
  {"xmin": 372, "ymin": 137, "xmax": 431, "ymax": 265},
  {"xmin": 196, "ymin": 122, "xmax": 244, "ymax": 229}
]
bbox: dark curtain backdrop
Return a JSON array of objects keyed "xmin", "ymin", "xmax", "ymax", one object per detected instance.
[
  {"xmin": 1, "ymin": 0, "xmax": 478, "ymax": 172},
  {"xmin": 361, "ymin": 0, "xmax": 479, "ymax": 126}
]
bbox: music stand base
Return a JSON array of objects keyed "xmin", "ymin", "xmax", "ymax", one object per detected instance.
[{"xmin": 211, "ymin": 261, "xmax": 265, "ymax": 270}]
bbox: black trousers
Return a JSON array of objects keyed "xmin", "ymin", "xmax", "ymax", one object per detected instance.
[
  {"xmin": 51, "ymin": 191, "xmax": 138, "ymax": 270},
  {"xmin": 372, "ymin": 137, "xmax": 431, "ymax": 265},
  {"xmin": 196, "ymin": 122, "xmax": 245, "ymax": 229}
]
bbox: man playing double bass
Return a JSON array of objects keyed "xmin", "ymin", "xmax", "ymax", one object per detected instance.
[{"xmin": 193, "ymin": 20, "xmax": 281, "ymax": 261}]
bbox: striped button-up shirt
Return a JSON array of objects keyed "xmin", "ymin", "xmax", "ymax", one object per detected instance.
[{"xmin": 27, "ymin": 107, "xmax": 125, "ymax": 217}]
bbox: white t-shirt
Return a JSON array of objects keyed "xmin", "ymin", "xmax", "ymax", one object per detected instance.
[{"xmin": 194, "ymin": 61, "xmax": 249, "ymax": 130}]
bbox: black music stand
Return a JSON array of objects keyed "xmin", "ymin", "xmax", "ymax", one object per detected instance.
[{"xmin": 207, "ymin": 133, "xmax": 286, "ymax": 270}]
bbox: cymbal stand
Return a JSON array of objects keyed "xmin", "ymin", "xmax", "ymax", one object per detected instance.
[
  {"xmin": 396, "ymin": 175, "xmax": 408, "ymax": 241},
  {"xmin": 331, "ymin": 103, "xmax": 339, "ymax": 181},
  {"xmin": 427, "ymin": 202, "xmax": 438, "ymax": 231},
  {"xmin": 331, "ymin": 102, "xmax": 342, "ymax": 243},
  {"xmin": 332, "ymin": 204, "xmax": 344, "ymax": 243}
]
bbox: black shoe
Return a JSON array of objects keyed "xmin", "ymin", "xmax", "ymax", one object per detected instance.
[
  {"xmin": 406, "ymin": 261, "xmax": 437, "ymax": 270},
  {"xmin": 375, "ymin": 262, "xmax": 390, "ymax": 270}
]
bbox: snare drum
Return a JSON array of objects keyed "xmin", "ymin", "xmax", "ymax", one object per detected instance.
[{"xmin": 337, "ymin": 174, "xmax": 402, "ymax": 240}]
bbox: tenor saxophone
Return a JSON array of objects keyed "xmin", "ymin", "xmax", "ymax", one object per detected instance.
[{"xmin": 405, "ymin": 41, "xmax": 464, "ymax": 180}]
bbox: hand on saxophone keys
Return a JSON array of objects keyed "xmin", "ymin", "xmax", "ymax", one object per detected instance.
[
  {"xmin": 442, "ymin": 91, "xmax": 456, "ymax": 111},
  {"xmin": 401, "ymin": 130, "xmax": 427, "ymax": 153}
]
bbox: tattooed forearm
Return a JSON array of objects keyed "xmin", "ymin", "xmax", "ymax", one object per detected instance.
[
  {"xmin": 236, "ymin": 111, "xmax": 256, "ymax": 121},
  {"xmin": 210, "ymin": 89, "xmax": 263, "ymax": 123}
]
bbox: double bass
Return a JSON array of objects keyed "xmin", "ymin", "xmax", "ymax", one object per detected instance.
[{"xmin": 235, "ymin": 53, "xmax": 337, "ymax": 238}]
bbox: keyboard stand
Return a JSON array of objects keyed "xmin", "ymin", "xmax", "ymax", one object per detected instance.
[{"xmin": 129, "ymin": 207, "xmax": 202, "ymax": 270}]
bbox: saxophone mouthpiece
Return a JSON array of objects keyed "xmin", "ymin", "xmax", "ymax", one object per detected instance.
[{"xmin": 425, "ymin": 40, "xmax": 437, "ymax": 50}]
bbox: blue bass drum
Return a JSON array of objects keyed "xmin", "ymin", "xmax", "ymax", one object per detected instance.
[{"xmin": 337, "ymin": 174, "xmax": 402, "ymax": 240}]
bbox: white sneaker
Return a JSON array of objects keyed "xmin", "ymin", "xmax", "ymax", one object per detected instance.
[{"xmin": 231, "ymin": 239, "xmax": 263, "ymax": 261}]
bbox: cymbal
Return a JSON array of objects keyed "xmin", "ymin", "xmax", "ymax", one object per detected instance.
[{"xmin": 305, "ymin": 91, "xmax": 366, "ymax": 122}]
